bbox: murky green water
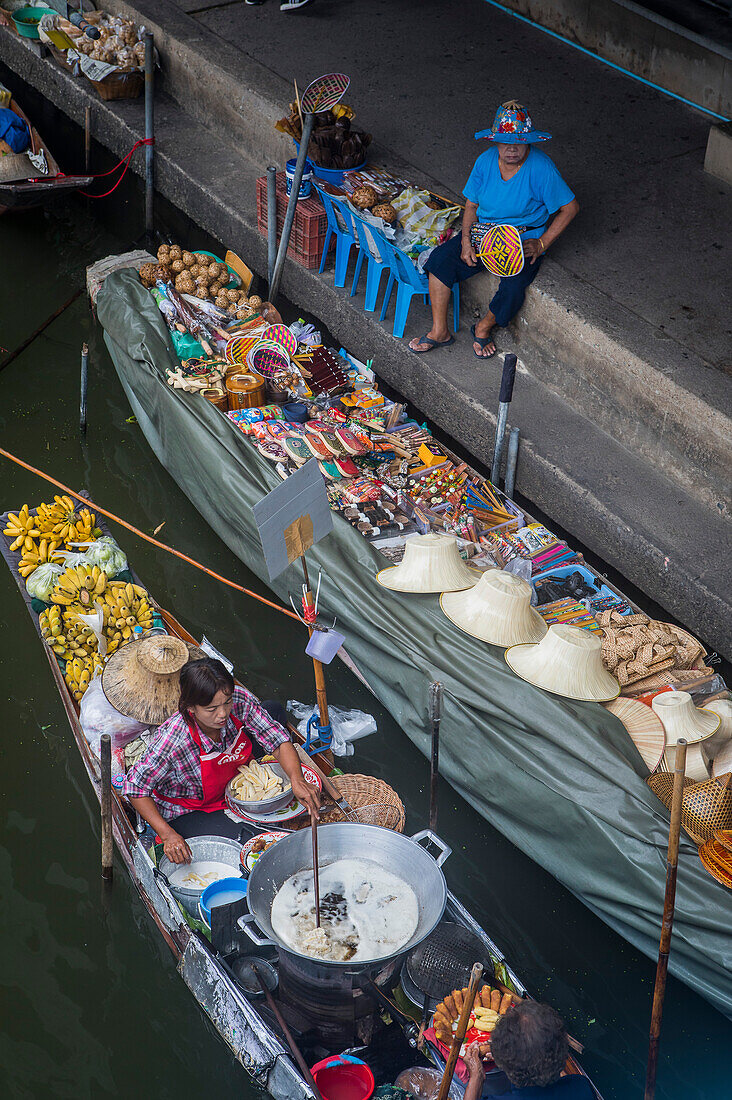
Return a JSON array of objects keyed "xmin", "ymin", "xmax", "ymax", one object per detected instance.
[{"xmin": 1, "ymin": 198, "xmax": 729, "ymax": 1100}]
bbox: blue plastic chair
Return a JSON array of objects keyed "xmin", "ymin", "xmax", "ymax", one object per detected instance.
[
  {"xmin": 312, "ymin": 183, "xmax": 359, "ymax": 288},
  {"xmin": 349, "ymin": 214, "xmax": 392, "ymax": 312},
  {"xmin": 376, "ymin": 233, "xmax": 460, "ymax": 339}
]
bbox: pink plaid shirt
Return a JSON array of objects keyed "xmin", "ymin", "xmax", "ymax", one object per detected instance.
[{"xmin": 123, "ymin": 686, "xmax": 289, "ymax": 818}]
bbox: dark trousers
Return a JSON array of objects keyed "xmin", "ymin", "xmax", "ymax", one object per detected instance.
[{"xmin": 424, "ymin": 231, "xmax": 542, "ymax": 328}]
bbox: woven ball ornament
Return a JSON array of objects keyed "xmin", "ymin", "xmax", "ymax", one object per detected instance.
[
  {"xmin": 372, "ymin": 203, "xmax": 397, "ymax": 224},
  {"xmin": 351, "ymin": 186, "xmax": 378, "ymax": 209}
]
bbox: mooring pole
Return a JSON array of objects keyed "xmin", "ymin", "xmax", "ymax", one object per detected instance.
[
  {"xmin": 80, "ymin": 342, "xmax": 88, "ymax": 433},
  {"xmin": 644, "ymin": 738, "xmax": 687, "ymax": 1100},
  {"xmin": 84, "ymin": 105, "xmax": 91, "ymax": 174},
  {"xmin": 504, "ymin": 426, "xmax": 520, "ymax": 499},
  {"xmin": 428, "ymin": 681, "xmax": 442, "ymax": 832},
  {"xmin": 491, "ymin": 353, "xmax": 517, "ymax": 486},
  {"xmin": 269, "ymin": 111, "xmax": 314, "ymax": 303},
  {"xmin": 267, "ymin": 165, "xmax": 278, "ymax": 290},
  {"xmin": 100, "ymin": 733, "xmax": 113, "ymax": 881},
  {"xmin": 144, "ymin": 31, "xmax": 155, "ymax": 240}
]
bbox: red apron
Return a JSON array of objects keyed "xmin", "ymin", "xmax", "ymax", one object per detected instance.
[{"xmin": 158, "ymin": 716, "xmax": 254, "ymax": 814}]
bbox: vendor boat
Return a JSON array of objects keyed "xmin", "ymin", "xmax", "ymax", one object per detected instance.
[
  {"xmin": 92, "ymin": 264, "xmax": 732, "ymax": 1022},
  {"xmin": 1, "ymin": 506, "xmax": 600, "ymax": 1099},
  {"xmin": 0, "ymin": 96, "xmax": 92, "ymax": 213}
]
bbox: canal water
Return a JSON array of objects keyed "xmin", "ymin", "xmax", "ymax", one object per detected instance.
[{"xmin": 1, "ymin": 198, "xmax": 730, "ymax": 1100}]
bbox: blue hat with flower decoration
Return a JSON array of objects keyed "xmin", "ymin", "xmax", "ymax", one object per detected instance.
[{"xmin": 475, "ymin": 100, "xmax": 551, "ymax": 143}]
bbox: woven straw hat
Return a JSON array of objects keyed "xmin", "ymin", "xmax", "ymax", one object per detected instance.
[
  {"xmin": 652, "ymin": 691, "xmax": 720, "ymax": 781},
  {"xmin": 702, "ymin": 699, "xmax": 732, "ymax": 766},
  {"xmin": 505, "ymin": 623, "xmax": 620, "ymax": 702},
  {"xmin": 102, "ymin": 634, "xmax": 205, "ymax": 725},
  {"xmin": 376, "ymin": 533, "xmax": 481, "ymax": 593},
  {"xmin": 440, "ymin": 569, "xmax": 547, "ymax": 647}
]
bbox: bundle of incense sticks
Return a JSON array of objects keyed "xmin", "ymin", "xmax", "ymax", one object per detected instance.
[{"xmin": 464, "ymin": 478, "xmax": 515, "ymax": 526}]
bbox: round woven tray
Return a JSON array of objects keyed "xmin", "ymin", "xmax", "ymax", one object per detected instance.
[
  {"xmin": 291, "ymin": 773, "xmax": 405, "ymax": 833},
  {"xmin": 699, "ymin": 839, "xmax": 732, "ymax": 889}
]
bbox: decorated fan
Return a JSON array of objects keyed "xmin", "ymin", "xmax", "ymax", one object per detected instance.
[
  {"xmin": 247, "ymin": 340, "xmax": 292, "ymax": 379},
  {"xmin": 471, "ymin": 223, "xmax": 524, "ymax": 278},
  {"xmin": 262, "ymin": 324, "xmax": 299, "ymax": 358},
  {"xmin": 300, "ymin": 72, "xmax": 351, "ymax": 114}
]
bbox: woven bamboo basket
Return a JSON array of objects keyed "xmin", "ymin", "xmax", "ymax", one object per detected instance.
[
  {"xmin": 291, "ymin": 774, "xmax": 406, "ymax": 833},
  {"xmin": 647, "ymin": 771, "xmax": 732, "ymax": 845},
  {"xmin": 698, "ymin": 836, "xmax": 732, "ymax": 888},
  {"xmin": 87, "ymin": 69, "xmax": 144, "ymax": 102}
]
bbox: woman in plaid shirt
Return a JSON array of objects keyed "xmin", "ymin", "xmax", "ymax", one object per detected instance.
[{"xmin": 124, "ymin": 657, "xmax": 320, "ymax": 864}]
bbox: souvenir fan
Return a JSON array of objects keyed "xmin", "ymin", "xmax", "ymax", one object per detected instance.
[
  {"xmin": 300, "ymin": 72, "xmax": 350, "ymax": 114},
  {"xmin": 247, "ymin": 340, "xmax": 293, "ymax": 379},
  {"xmin": 223, "ymin": 335, "xmax": 261, "ymax": 365},
  {"xmin": 470, "ymin": 223, "xmax": 524, "ymax": 278},
  {"xmin": 261, "ymin": 324, "xmax": 299, "ymax": 358}
]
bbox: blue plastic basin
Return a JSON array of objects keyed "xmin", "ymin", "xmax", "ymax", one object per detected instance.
[{"xmin": 198, "ymin": 876, "xmax": 248, "ymax": 925}]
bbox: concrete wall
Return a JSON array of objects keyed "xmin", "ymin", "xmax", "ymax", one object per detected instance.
[{"xmin": 495, "ymin": 0, "xmax": 732, "ymax": 117}]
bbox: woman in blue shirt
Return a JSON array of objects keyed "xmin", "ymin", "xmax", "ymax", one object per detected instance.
[{"xmin": 410, "ymin": 102, "xmax": 579, "ymax": 359}]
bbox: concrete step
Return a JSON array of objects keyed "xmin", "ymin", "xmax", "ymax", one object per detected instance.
[
  {"xmin": 2, "ymin": 34, "xmax": 729, "ymax": 659},
  {"xmin": 97, "ymin": 0, "xmax": 732, "ymax": 516}
]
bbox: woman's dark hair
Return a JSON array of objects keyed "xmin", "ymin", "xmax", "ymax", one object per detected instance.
[
  {"xmin": 490, "ymin": 1000, "xmax": 568, "ymax": 1088},
  {"xmin": 179, "ymin": 658, "xmax": 235, "ymax": 714}
]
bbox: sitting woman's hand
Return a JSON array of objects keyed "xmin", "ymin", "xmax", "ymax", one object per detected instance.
[
  {"xmin": 292, "ymin": 775, "xmax": 321, "ymax": 818},
  {"xmin": 461, "ymin": 238, "xmax": 478, "ymax": 266},
  {"xmin": 464, "ymin": 1044, "xmax": 486, "ymax": 1089},
  {"xmin": 161, "ymin": 830, "xmax": 193, "ymax": 864}
]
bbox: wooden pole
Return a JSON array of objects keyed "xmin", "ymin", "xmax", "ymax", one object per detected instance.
[
  {"xmin": 644, "ymin": 738, "xmax": 687, "ymax": 1100},
  {"xmin": 429, "ymin": 681, "xmax": 442, "ymax": 832},
  {"xmin": 0, "ymin": 289, "xmax": 83, "ymax": 374},
  {"xmin": 310, "ymin": 808, "xmax": 320, "ymax": 927},
  {"xmin": 269, "ymin": 111, "xmax": 314, "ymax": 304},
  {"xmin": 84, "ymin": 105, "xmax": 91, "ymax": 174},
  {"xmin": 144, "ymin": 31, "xmax": 155, "ymax": 240},
  {"xmin": 301, "ymin": 556, "xmax": 330, "ymax": 729},
  {"xmin": 437, "ymin": 962, "xmax": 483, "ymax": 1100},
  {"xmin": 100, "ymin": 733, "xmax": 113, "ymax": 881},
  {"xmin": 79, "ymin": 342, "xmax": 88, "ymax": 433},
  {"xmin": 253, "ymin": 964, "xmax": 324, "ymax": 1099}
]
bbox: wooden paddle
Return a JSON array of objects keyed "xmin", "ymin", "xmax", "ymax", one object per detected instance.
[
  {"xmin": 225, "ymin": 250, "xmax": 254, "ymax": 294},
  {"xmin": 437, "ymin": 962, "xmax": 483, "ymax": 1100}
]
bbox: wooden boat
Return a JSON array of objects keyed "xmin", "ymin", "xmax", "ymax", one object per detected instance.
[
  {"xmin": 1, "ymin": 506, "xmax": 601, "ymax": 1099},
  {"xmin": 0, "ymin": 97, "xmax": 92, "ymax": 213}
]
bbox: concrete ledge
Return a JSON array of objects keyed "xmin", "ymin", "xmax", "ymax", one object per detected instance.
[
  {"xmin": 495, "ymin": 0, "xmax": 732, "ymax": 117},
  {"xmin": 705, "ymin": 121, "xmax": 732, "ymax": 185},
  {"xmin": 2, "ymin": 35, "xmax": 729, "ymax": 658}
]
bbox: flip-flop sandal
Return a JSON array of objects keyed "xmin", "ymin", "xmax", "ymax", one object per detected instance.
[
  {"xmin": 318, "ymin": 460, "xmax": 342, "ymax": 481},
  {"xmin": 334, "ymin": 426, "xmax": 369, "ymax": 455},
  {"xmin": 470, "ymin": 324, "xmax": 497, "ymax": 359},
  {"xmin": 410, "ymin": 333, "xmax": 455, "ymax": 354},
  {"xmin": 334, "ymin": 457, "xmax": 360, "ymax": 478},
  {"xmin": 283, "ymin": 437, "xmax": 312, "ymax": 465}
]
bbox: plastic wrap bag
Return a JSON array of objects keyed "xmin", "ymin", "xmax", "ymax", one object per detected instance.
[
  {"xmin": 392, "ymin": 1067, "xmax": 462, "ymax": 1099},
  {"xmin": 79, "ymin": 674, "xmax": 148, "ymax": 754},
  {"xmin": 287, "ymin": 701, "xmax": 377, "ymax": 757},
  {"xmin": 25, "ymin": 562, "xmax": 64, "ymax": 601}
]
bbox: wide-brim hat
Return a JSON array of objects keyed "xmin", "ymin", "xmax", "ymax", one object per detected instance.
[
  {"xmin": 440, "ymin": 569, "xmax": 547, "ymax": 647},
  {"xmin": 376, "ymin": 533, "xmax": 482, "ymax": 593},
  {"xmin": 651, "ymin": 691, "xmax": 720, "ymax": 746},
  {"xmin": 102, "ymin": 634, "xmax": 205, "ymax": 726},
  {"xmin": 475, "ymin": 100, "xmax": 551, "ymax": 144},
  {"xmin": 505, "ymin": 623, "xmax": 620, "ymax": 702},
  {"xmin": 604, "ymin": 697, "xmax": 666, "ymax": 773}
]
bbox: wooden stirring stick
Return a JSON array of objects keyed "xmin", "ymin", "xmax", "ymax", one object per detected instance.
[{"xmin": 310, "ymin": 807, "xmax": 321, "ymax": 927}]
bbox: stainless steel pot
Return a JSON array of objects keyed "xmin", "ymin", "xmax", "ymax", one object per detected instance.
[
  {"xmin": 238, "ymin": 824, "xmax": 451, "ymax": 974},
  {"xmin": 156, "ymin": 835, "xmax": 244, "ymax": 917}
]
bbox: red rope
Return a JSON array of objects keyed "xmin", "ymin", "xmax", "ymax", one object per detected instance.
[{"xmin": 78, "ymin": 138, "xmax": 154, "ymax": 199}]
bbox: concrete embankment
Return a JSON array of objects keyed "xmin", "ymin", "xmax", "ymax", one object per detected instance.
[{"xmin": 1, "ymin": 0, "xmax": 729, "ymax": 657}]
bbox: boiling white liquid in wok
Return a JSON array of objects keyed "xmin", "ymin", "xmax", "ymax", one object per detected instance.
[{"xmin": 270, "ymin": 858, "xmax": 419, "ymax": 962}]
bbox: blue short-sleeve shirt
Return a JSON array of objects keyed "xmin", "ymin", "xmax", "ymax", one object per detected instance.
[{"xmin": 462, "ymin": 147, "xmax": 574, "ymax": 239}]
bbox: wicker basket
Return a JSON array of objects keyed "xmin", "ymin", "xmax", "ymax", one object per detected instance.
[
  {"xmin": 699, "ymin": 837, "xmax": 732, "ymax": 888},
  {"xmin": 87, "ymin": 69, "xmax": 144, "ymax": 102},
  {"xmin": 647, "ymin": 771, "xmax": 732, "ymax": 845},
  {"xmin": 292, "ymin": 774, "xmax": 406, "ymax": 833}
]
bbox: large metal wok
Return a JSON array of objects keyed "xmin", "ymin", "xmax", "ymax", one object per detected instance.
[{"xmin": 239, "ymin": 824, "xmax": 451, "ymax": 974}]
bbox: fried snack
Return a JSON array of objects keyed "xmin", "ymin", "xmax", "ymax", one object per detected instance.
[
  {"xmin": 443, "ymin": 994, "xmax": 457, "ymax": 1016},
  {"xmin": 500, "ymin": 992, "xmax": 514, "ymax": 1014},
  {"xmin": 432, "ymin": 984, "xmax": 514, "ymax": 1047},
  {"xmin": 490, "ymin": 989, "xmax": 501, "ymax": 1012},
  {"xmin": 453, "ymin": 989, "xmax": 465, "ymax": 1013}
]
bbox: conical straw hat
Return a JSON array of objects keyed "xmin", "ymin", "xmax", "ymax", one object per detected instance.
[
  {"xmin": 505, "ymin": 623, "xmax": 620, "ymax": 702},
  {"xmin": 102, "ymin": 634, "xmax": 205, "ymax": 726},
  {"xmin": 440, "ymin": 569, "xmax": 547, "ymax": 647},
  {"xmin": 702, "ymin": 699, "xmax": 732, "ymax": 765},
  {"xmin": 376, "ymin": 533, "xmax": 481, "ymax": 593},
  {"xmin": 651, "ymin": 691, "xmax": 720, "ymax": 745}
]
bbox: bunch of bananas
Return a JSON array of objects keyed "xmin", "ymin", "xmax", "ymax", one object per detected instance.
[
  {"xmin": 51, "ymin": 564, "xmax": 108, "ymax": 606},
  {"xmin": 38, "ymin": 604, "xmax": 67, "ymax": 656},
  {"xmin": 37, "ymin": 496, "xmax": 99, "ymax": 543},
  {"xmin": 18, "ymin": 536, "xmax": 63, "ymax": 578},
  {"xmin": 3, "ymin": 505, "xmax": 42, "ymax": 552},
  {"xmin": 102, "ymin": 581, "xmax": 153, "ymax": 654},
  {"xmin": 39, "ymin": 604, "xmax": 102, "ymax": 661},
  {"xmin": 65, "ymin": 651, "xmax": 104, "ymax": 702}
]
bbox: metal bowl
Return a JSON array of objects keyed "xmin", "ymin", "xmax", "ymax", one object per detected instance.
[{"xmin": 226, "ymin": 761, "xmax": 293, "ymax": 815}]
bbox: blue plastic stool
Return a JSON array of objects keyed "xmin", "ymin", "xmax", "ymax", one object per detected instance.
[
  {"xmin": 349, "ymin": 215, "xmax": 391, "ymax": 312},
  {"xmin": 377, "ymin": 234, "xmax": 460, "ymax": 339},
  {"xmin": 312, "ymin": 184, "xmax": 359, "ymax": 288}
]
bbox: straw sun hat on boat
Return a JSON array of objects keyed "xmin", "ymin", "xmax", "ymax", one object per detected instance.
[
  {"xmin": 102, "ymin": 634, "xmax": 205, "ymax": 726},
  {"xmin": 376, "ymin": 533, "xmax": 481, "ymax": 593},
  {"xmin": 440, "ymin": 569, "xmax": 547, "ymax": 647},
  {"xmin": 651, "ymin": 691, "xmax": 720, "ymax": 781},
  {"xmin": 505, "ymin": 623, "xmax": 620, "ymax": 702}
]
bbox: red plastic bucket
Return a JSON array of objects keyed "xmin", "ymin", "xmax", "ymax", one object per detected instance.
[{"xmin": 310, "ymin": 1056, "xmax": 375, "ymax": 1100}]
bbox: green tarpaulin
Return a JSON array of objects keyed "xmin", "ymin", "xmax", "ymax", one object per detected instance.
[{"xmin": 97, "ymin": 269, "xmax": 732, "ymax": 1019}]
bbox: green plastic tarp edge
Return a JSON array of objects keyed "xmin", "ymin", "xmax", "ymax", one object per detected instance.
[{"xmin": 96, "ymin": 268, "xmax": 732, "ymax": 1020}]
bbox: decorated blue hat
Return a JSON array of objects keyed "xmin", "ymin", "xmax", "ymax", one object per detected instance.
[{"xmin": 475, "ymin": 100, "xmax": 551, "ymax": 144}]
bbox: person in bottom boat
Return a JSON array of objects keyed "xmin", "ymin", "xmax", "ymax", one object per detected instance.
[
  {"xmin": 123, "ymin": 654, "xmax": 320, "ymax": 863},
  {"xmin": 463, "ymin": 1001, "xmax": 594, "ymax": 1099},
  {"xmin": 409, "ymin": 101, "xmax": 578, "ymax": 360}
]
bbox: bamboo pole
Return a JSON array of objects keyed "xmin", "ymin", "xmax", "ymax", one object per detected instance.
[
  {"xmin": 144, "ymin": 31, "xmax": 155, "ymax": 240},
  {"xmin": 79, "ymin": 343, "xmax": 88, "ymax": 433},
  {"xmin": 437, "ymin": 962, "xmax": 483, "ymax": 1100},
  {"xmin": 100, "ymin": 733, "xmax": 113, "ymax": 881},
  {"xmin": 429, "ymin": 681, "xmax": 442, "ymax": 832},
  {"xmin": 301, "ymin": 556, "xmax": 330, "ymax": 730},
  {"xmin": 644, "ymin": 738, "xmax": 687, "ymax": 1100},
  {"xmin": 0, "ymin": 289, "xmax": 82, "ymax": 374}
]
